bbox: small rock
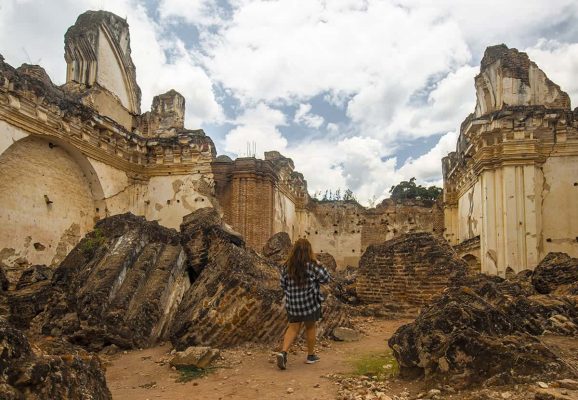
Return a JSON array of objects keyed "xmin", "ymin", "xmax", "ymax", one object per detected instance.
[
  {"xmin": 314, "ymin": 383, "xmax": 320, "ymax": 388},
  {"xmin": 169, "ymin": 346, "xmax": 220, "ymax": 369},
  {"xmin": 537, "ymin": 382, "xmax": 549, "ymax": 389},
  {"xmin": 332, "ymin": 327, "xmax": 361, "ymax": 342},
  {"xmin": 501, "ymin": 392, "xmax": 512, "ymax": 399},
  {"xmin": 428, "ymin": 389, "xmax": 441, "ymax": 396},
  {"xmin": 287, "ymin": 387, "xmax": 294, "ymax": 394}
]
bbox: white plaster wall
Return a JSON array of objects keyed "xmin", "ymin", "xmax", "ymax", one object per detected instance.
[
  {"xmin": 540, "ymin": 155, "xmax": 578, "ymax": 258},
  {"xmin": 296, "ymin": 207, "xmax": 361, "ymax": 269},
  {"xmin": 0, "ymin": 135, "xmax": 96, "ymax": 280},
  {"xmin": 479, "ymin": 165, "xmax": 544, "ymax": 275},
  {"xmin": 272, "ymin": 190, "xmax": 297, "ymax": 240},
  {"xmin": 87, "ymin": 158, "xmax": 146, "ymax": 217},
  {"xmin": 0, "ymin": 120, "xmax": 29, "ymax": 155},
  {"xmin": 97, "ymin": 27, "xmax": 131, "ymax": 109},
  {"xmin": 480, "ymin": 169, "xmax": 501, "ymax": 275},
  {"xmin": 457, "ymin": 180, "xmax": 483, "ymax": 242},
  {"xmin": 145, "ymin": 174, "xmax": 213, "ymax": 229}
]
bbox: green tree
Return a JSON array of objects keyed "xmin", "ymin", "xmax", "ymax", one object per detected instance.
[{"xmin": 389, "ymin": 178, "xmax": 441, "ymax": 201}]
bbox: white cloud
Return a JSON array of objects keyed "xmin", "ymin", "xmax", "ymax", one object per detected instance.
[
  {"xmin": 384, "ymin": 66, "xmax": 478, "ymax": 139},
  {"xmin": 526, "ymin": 40, "xmax": 578, "ymax": 108},
  {"xmin": 4, "ymin": 0, "xmax": 578, "ymax": 204},
  {"xmin": 294, "ymin": 104, "xmax": 324, "ymax": 129},
  {"xmin": 402, "ymin": 0, "xmax": 578, "ymax": 51},
  {"xmin": 224, "ymin": 103, "xmax": 288, "ymax": 157},
  {"xmin": 203, "ymin": 0, "xmax": 472, "ymax": 129},
  {"xmin": 398, "ymin": 131, "xmax": 457, "ymax": 182},
  {"xmin": 285, "ymin": 133, "xmax": 455, "ymax": 205},
  {"xmin": 158, "ymin": 0, "xmax": 222, "ymax": 25}
]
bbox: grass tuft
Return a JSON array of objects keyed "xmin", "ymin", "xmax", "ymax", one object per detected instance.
[
  {"xmin": 350, "ymin": 350, "xmax": 399, "ymax": 379},
  {"xmin": 175, "ymin": 366, "xmax": 215, "ymax": 382},
  {"xmin": 80, "ymin": 228, "xmax": 106, "ymax": 256}
]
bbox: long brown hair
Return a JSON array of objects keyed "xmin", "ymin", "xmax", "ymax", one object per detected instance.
[{"xmin": 285, "ymin": 238, "xmax": 316, "ymax": 286}]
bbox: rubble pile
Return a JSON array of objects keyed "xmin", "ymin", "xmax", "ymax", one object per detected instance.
[
  {"xmin": 170, "ymin": 208, "xmax": 349, "ymax": 349},
  {"xmin": 0, "ymin": 318, "xmax": 112, "ymax": 400},
  {"xmin": 389, "ymin": 253, "xmax": 578, "ymax": 387},
  {"xmin": 8, "ymin": 265, "xmax": 53, "ymax": 329},
  {"xmin": 38, "ymin": 213, "xmax": 186, "ymax": 350},
  {"xmin": 261, "ymin": 231, "xmax": 292, "ymax": 265},
  {"xmin": 532, "ymin": 252, "xmax": 578, "ymax": 295},
  {"xmin": 28, "ymin": 209, "xmax": 349, "ymax": 352}
]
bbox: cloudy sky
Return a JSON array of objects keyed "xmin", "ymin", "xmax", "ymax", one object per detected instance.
[{"xmin": 1, "ymin": 0, "xmax": 578, "ymax": 204}]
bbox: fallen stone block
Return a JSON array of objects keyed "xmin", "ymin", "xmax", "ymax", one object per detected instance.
[
  {"xmin": 169, "ymin": 208, "xmax": 350, "ymax": 349},
  {"xmin": 532, "ymin": 253, "xmax": 578, "ymax": 295},
  {"xmin": 332, "ymin": 327, "xmax": 360, "ymax": 342},
  {"xmin": 169, "ymin": 346, "xmax": 220, "ymax": 369},
  {"xmin": 0, "ymin": 318, "xmax": 111, "ymax": 399}
]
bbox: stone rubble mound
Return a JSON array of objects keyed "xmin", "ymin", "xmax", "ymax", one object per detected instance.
[
  {"xmin": 169, "ymin": 208, "xmax": 349, "ymax": 350},
  {"xmin": 8, "ymin": 265, "xmax": 53, "ymax": 329},
  {"xmin": 532, "ymin": 252, "xmax": 578, "ymax": 296},
  {"xmin": 29, "ymin": 209, "xmax": 349, "ymax": 352},
  {"xmin": 38, "ymin": 213, "xmax": 185, "ymax": 351},
  {"xmin": 261, "ymin": 231, "xmax": 292, "ymax": 265},
  {"xmin": 389, "ymin": 253, "xmax": 578, "ymax": 388},
  {"xmin": 0, "ymin": 318, "xmax": 111, "ymax": 400}
]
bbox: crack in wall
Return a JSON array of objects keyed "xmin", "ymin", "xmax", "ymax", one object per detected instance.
[{"xmin": 538, "ymin": 123, "xmax": 559, "ymax": 255}]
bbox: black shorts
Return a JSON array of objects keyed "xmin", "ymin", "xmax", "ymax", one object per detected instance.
[{"xmin": 287, "ymin": 308, "xmax": 322, "ymax": 323}]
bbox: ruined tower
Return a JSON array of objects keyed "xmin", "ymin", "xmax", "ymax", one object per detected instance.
[{"xmin": 443, "ymin": 44, "xmax": 578, "ymax": 275}]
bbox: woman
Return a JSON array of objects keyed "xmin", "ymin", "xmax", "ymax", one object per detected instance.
[{"xmin": 277, "ymin": 238, "xmax": 330, "ymax": 370}]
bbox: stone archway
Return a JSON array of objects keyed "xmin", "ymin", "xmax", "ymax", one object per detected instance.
[
  {"xmin": 0, "ymin": 134, "xmax": 105, "ymax": 281},
  {"xmin": 462, "ymin": 253, "xmax": 481, "ymax": 274}
]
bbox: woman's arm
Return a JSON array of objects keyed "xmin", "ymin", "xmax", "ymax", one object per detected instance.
[{"xmin": 313, "ymin": 263, "xmax": 330, "ymax": 284}]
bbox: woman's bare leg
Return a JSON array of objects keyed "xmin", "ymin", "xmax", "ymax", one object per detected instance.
[
  {"xmin": 304, "ymin": 321, "xmax": 316, "ymax": 355},
  {"xmin": 282, "ymin": 322, "xmax": 302, "ymax": 352}
]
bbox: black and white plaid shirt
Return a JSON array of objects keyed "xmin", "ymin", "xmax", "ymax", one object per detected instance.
[{"xmin": 280, "ymin": 262, "xmax": 330, "ymax": 317}]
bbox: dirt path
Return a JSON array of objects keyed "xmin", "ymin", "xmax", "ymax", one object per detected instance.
[{"xmin": 105, "ymin": 318, "xmax": 416, "ymax": 400}]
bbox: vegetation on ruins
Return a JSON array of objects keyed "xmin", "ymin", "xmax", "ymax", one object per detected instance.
[
  {"xmin": 350, "ymin": 350, "xmax": 399, "ymax": 379},
  {"xmin": 388, "ymin": 178, "xmax": 442, "ymax": 202},
  {"xmin": 312, "ymin": 188, "xmax": 358, "ymax": 202},
  {"xmin": 80, "ymin": 227, "xmax": 106, "ymax": 256}
]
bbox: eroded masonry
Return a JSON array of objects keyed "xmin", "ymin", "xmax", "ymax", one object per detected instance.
[
  {"xmin": 0, "ymin": 10, "xmax": 443, "ymax": 282},
  {"xmin": 443, "ymin": 45, "xmax": 578, "ymax": 276}
]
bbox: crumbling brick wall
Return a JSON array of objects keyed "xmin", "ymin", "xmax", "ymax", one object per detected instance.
[
  {"xmin": 304, "ymin": 199, "xmax": 444, "ymax": 268},
  {"xmin": 357, "ymin": 232, "xmax": 467, "ymax": 305}
]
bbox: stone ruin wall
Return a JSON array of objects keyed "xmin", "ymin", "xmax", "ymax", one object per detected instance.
[
  {"xmin": 356, "ymin": 232, "xmax": 468, "ymax": 306},
  {"xmin": 212, "ymin": 148, "xmax": 445, "ymax": 269},
  {"xmin": 443, "ymin": 44, "xmax": 578, "ymax": 276},
  {"xmin": 0, "ymin": 12, "xmax": 217, "ymax": 280},
  {"xmin": 298, "ymin": 199, "xmax": 444, "ymax": 269}
]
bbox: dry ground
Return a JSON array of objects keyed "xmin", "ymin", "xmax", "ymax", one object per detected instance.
[
  {"xmin": 104, "ymin": 318, "xmax": 578, "ymax": 400},
  {"xmin": 105, "ymin": 318, "xmax": 415, "ymax": 400}
]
